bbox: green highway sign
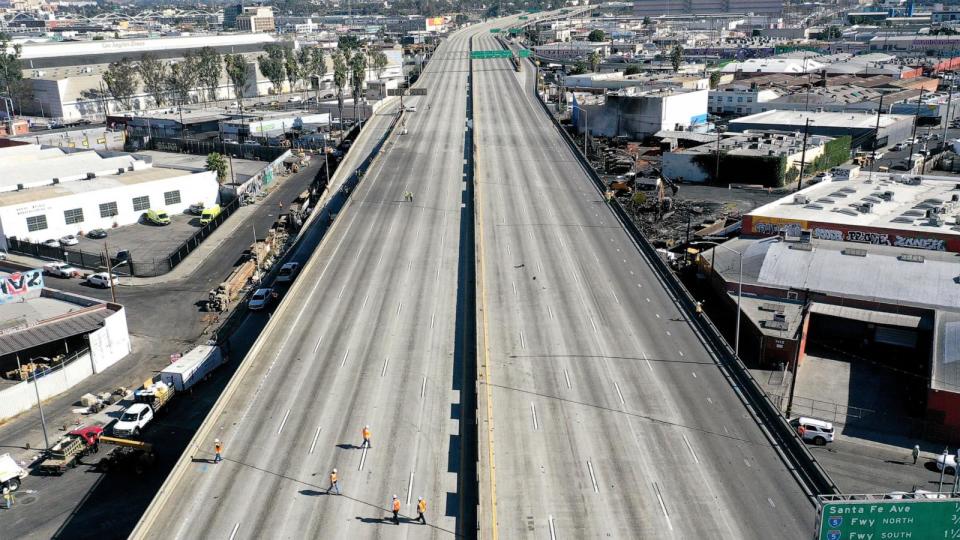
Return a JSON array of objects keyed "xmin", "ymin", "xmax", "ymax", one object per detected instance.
[
  {"xmin": 509, "ymin": 28, "xmax": 522, "ymax": 35},
  {"xmin": 471, "ymin": 50, "xmax": 513, "ymax": 59},
  {"xmin": 490, "ymin": 28, "xmax": 501, "ymax": 33},
  {"xmin": 518, "ymin": 49, "xmax": 531, "ymax": 58},
  {"xmin": 818, "ymin": 497, "xmax": 960, "ymax": 540},
  {"xmin": 519, "ymin": 15, "xmax": 528, "ymax": 19}
]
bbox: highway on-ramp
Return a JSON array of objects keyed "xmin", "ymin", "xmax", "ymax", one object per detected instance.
[
  {"xmin": 133, "ymin": 23, "xmax": 476, "ymax": 540},
  {"xmin": 472, "ymin": 32, "xmax": 813, "ymax": 539}
]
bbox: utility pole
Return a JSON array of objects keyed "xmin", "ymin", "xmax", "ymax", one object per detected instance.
[
  {"xmin": 868, "ymin": 93, "xmax": 884, "ymax": 182},
  {"xmin": 714, "ymin": 127, "xmax": 722, "ymax": 182},
  {"xmin": 941, "ymin": 81, "xmax": 954, "ymax": 146},
  {"xmin": 17, "ymin": 355, "xmax": 50, "ymax": 450},
  {"xmin": 796, "ymin": 118, "xmax": 811, "ymax": 192},
  {"xmin": 908, "ymin": 87, "xmax": 925, "ymax": 171},
  {"xmin": 104, "ymin": 240, "xmax": 117, "ymax": 304}
]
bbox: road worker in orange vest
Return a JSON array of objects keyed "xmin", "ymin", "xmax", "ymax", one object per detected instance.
[
  {"xmin": 361, "ymin": 425, "xmax": 371, "ymax": 449},
  {"xmin": 214, "ymin": 439, "xmax": 223, "ymax": 464},
  {"xmin": 328, "ymin": 468, "xmax": 341, "ymax": 495},
  {"xmin": 417, "ymin": 496, "xmax": 427, "ymax": 525},
  {"xmin": 392, "ymin": 495, "xmax": 401, "ymax": 525}
]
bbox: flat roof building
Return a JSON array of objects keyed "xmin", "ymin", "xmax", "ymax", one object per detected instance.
[
  {"xmin": 743, "ymin": 172, "xmax": 960, "ymax": 253},
  {"xmin": 727, "ymin": 109, "xmax": 914, "ymax": 150}
]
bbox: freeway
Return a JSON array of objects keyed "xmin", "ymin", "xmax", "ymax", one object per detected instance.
[
  {"xmin": 133, "ymin": 23, "xmax": 475, "ymax": 540},
  {"xmin": 472, "ymin": 33, "xmax": 814, "ymax": 538}
]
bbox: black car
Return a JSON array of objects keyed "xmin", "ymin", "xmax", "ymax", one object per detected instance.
[{"xmin": 87, "ymin": 228, "xmax": 108, "ymax": 239}]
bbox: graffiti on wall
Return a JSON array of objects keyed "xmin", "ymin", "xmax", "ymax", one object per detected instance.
[
  {"xmin": 0, "ymin": 269, "xmax": 43, "ymax": 305},
  {"xmin": 812, "ymin": 227, "xmax": 946, "ymax": 251}
]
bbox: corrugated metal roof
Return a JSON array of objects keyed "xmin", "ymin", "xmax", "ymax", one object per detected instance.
[{"xmin": 0, "ymin": 308, "xmax": 109, "ymax": 357}]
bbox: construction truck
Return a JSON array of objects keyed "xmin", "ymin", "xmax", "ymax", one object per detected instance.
[
  {"xmin": 207, "ymin": 258, "xmax": 257, "ymax": 312},
  {"xmin": 0, "ymin": 453, "xmax": 27, "ymax": 492},
  {"xmin": 133, "ymin": 379, "xmax": 175, "ymax": 414},
  {"xmin": 96, "ymin": 436, "xmax": 157, "ymax": 474},
  {"xmin": 38, "ymin": 425, "xmax": 104, "ymax": 475}
]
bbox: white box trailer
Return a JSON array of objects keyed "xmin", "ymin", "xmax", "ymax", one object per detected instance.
[
  {"xmin": 0, "ymin": 453, "xmax": 27, "ymax": 491},
  {"xmin": 159, "ymin": 344, "xmax": 224, "ymax": 392}
]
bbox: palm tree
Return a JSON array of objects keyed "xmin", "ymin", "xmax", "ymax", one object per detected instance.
[{"xmin": 332, "ymin": 51, "xmax": 348, "ymax": 131}]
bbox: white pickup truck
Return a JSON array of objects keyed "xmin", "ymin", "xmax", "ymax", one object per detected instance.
[
  {"xmin": 112, "ymin": 403, "xmax": 154, "ymax": 437},
  {"xmin": 0, "ymin": 453, "xmax": 27, "ymax": 492}
]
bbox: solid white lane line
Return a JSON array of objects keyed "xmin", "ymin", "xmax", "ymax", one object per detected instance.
[
  {"xmin": 563, "ymin": 368, "xmax": 571, "ymax": 389},
  {"xmin": 610, "ymin": 288, "xmax": 621, "ymax": 305},
  {"xmin": 655, "ymin": 313, "xmax": 661, "ymax": 319},
  {"xmin": 706, "ymin": 397, "xmax": 713, "ymax": 404},
  {"xmin": 358, "ymin": 447, "xmax": 367, "ymax": 471},
  {"xmin": 666, "ymin": 330, "xmax": 672, "ymax": 336},
  {"xmin": 531, "ymin": 403, "xmax": 539, "ymax": 431},
  {"xmin": 682, "ymin": 434, "xmax": 699, "ymax": 464},
  {"xmin": 397, "ymin": 302, "xmax": 402, "ymax": 316},
  {"xmin": 537, "ymin": 261, "xmax": 542, "ymax": 274},
  {"xmin": 646, "ymin": 297, "xmax": 651, "ymax": 302},
  {"xmin": 614, "ymin": 382, "xmax": 625, "ymax": 406},
  {"xmin": 309, "ymin": 425, "xmax": 322, "ymax": 454},
  {"xmin": 377, "ymin": 254, "xmax": 383, "ymax": 266},
  {"xmin": 548, "ymin": 515, "xmax": 557, "ymax": 540},
  {"xmin": 587, "ymin": 460, "xmax": 599, "ymax": 493},
  {"xmin": 512, "ymin": 281, "xmax": 517, "ymax": 296},
  {"xmin": 362, "ymin": 294, "xmax": 369, "ymax": 309},
  {"xmin": 590, "ymin": 317, "xmax": 599, "ymax": 335},
  {"xmin": 277, "ymin": 409, "xmax": 291, "ymax": 435},
  {"xmin": 654, "ymin": 482, "xmax": 673, "ymax": 531},
  {"xmin": 314, "ymin": 335, "xmax": 324, "ymax": 353},
  {"xmin": 431, "ymin": 312, "xmax": 435, "ymax": 329},
  {"xmin": 381, "ymin": 356, "xmax": 389, "ymax": 377},
  {"xmin": 692, "ymin": 372, "xmax": 697, "ymax": 378},
  {"xmin": 547, "ymin": 306, "xmax": 554, "ymax": 320},
  {"xmin": 519, "ymin": 330, "xmax": 525, "ymax": 349},
  {"xmin": 338, "ymin": 285, "xmax": 346, "ymax": 299},
  {"xmin": 643, "ymin": 351, "xmax": 653, "ymax": 371},
  {"xmin": 406, "ymin": 471, "xmax": 415, "ymax": 506},
  {"xmin": 228, "ymin": 523, "xmax": 240, "ymax": 540},
  {"xmin": 744, "ymin": 459, "xmax": 752, "ymax": 468},
  {"xmin": 420, "ymin": 376, "xmax": 426, "ymax": 399},
  {"xmin": 678, "ymin": 350, "xmax": 684, "ymax": 357},
  {"xmin": 768, "ymin": 498, "xmax": 776, "ymax": 508},
  {"xmin": 340, "ymin": 349, "xmax": 349, "ymax": 368}
]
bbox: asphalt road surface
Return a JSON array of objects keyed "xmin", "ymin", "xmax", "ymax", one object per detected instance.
[
  {"xmin": 472, "ymin": 32, "xmax": 813, "ymax": 539},
  {"xmin": 133, "ymin": 21, "xmax": 472, "ymax": 540}
]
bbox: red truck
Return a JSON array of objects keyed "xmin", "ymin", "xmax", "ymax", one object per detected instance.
[{"xmin": 38, "ymin": 426, "xmax": 103, "ymax": 475}]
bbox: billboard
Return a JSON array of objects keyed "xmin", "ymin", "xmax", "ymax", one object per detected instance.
[{"xmin": 0, "ymin": 269, "xmax": 44, "ymax": 305}]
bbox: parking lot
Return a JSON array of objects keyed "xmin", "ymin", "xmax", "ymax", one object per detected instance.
[{"xmin": 73, "ymin": 212, "xmax": 202, "ymax": 265}]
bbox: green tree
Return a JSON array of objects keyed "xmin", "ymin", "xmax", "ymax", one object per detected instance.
[
  {"xmin": 709, "ymin": 71, "xmax": 722, "ymax": 89},
  {"xmin": 824, "ymin": 25, "xmax": 843, "ymax": 39},
  {"xmin": 224, "ymin": 54, "xmax": 251, "ymax": 107},
  {"xmin": 302, "ymin": 46, "xmax": 327, "ymax": 102},
  {"xmin": 624, "ymin": 65, "xmax": 641, "ymax": 76},
  {"xmin": 205, "ymin": 152, "xmax": 228, "ymax": 183},
  {"xmin": 642, "ymin": 16, "xmax": 651, "ymax": 26},
  {"xmin": 0, "ymin": 34, "xmax": 27, "ymax": 114},
  {"xmin": 588, "ymin": 50, "xmax": 601, "ymax": 73},
  {"xmin": 258, "ymin": 46, "xmax": 287, "ymax": 95},
  {"xmin": 283, "ymin": 44, "xmax": 301, "ymax": 95},
  {"xmin": 138, "ymin": 53, "xmax": 168, "ymax": 107},
  {"xmin": 571, "ymin": 60, "xmax": 588, "ymax": 75},
  {"xmin": 587, "ymin": 29, "xmax": 605, "ymax": 42},
  {"xmin": 103, "ymin": 57, "xmax": 139, "ymax": 111},
  {"xmin": 332, "ymin": 51, "xmax": 349, "ymax": 130},
  {"xmin": 197, "ymin": 47, "xmax": 223, "ymax": 104},
  {"xmin": 670, "ymin": 44, "xmax": 684, "ymax": 72},
  {"xmin": 338, "ymin": 34, "xmax": 361, "ymax": 51},
  {"xmin": 167, "ymin": 59, "xmax": 197, "ymax": 107},
  {"xmin": 784, "ymin": 165, "xmax": 799, "ymax": 185},
  {"xmin": 350, "ymin": 51, "xmax": 367, "ymax": 121},
  {"xmin": 370, "ymin": 50, "xmax": 389, "ymax": 80}
]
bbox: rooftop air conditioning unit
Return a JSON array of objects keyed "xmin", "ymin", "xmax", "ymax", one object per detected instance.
[
  {"xmin": 794, "ymin": 194, "xmax": 809, "ymax": 204},
  {"xmin": 858, "ymin": 202, "xmax": 873, "ymax": 213},
  {"xmin": 52, "ymin": 178, "xmax": 59, "ymax": 184},
  {"xmin": 953, "ymin": 193, "xmax": 959, "ymax": 202},
  {"xmin": 883, "ymin": 190, "xmax": 894, "ymax": 200},
  {"xmin": 86, "ymin": 172, "xmax": 96, "ymax": 179},
  {"xmin": 16, "ymin": 184, "xmax": 23, "ymax": 191},
  {"xmin": 117, "ymin": 168, "xmax": 125, "ymax": 174}
]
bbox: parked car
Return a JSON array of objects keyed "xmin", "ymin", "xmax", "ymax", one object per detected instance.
[
  {"xmin": 936, "ymin": 453, "xmax": 957, "ymax": 474},
  {"xmin": 892, "ymin": 143, "xmax": 906, "ymax": 151},
  {"xmin": 86, "ymin": 272, "xmax": 119, "ymax": 288},
  {"xmin": 275, "ymin": 262, "xmax": 300, "ymax": 283},
  {"xmin": 145, "ymin": 209, "xmax": 171, "ymax": 226},
  {"xmin": 287, "ymin": 95, "xmax": 303, "ymax": 103},
  {"xmin": 42, "ymin": 239, "xmax": 60, "ymax": 248},
  {"xmin": 112, "ymin": 403, "xmax": 153, "ymax": 437},
  {"xmin": 404, "ymin": 105, "xmax": 417, "ymax": 112},
  {"xmin": 811, "ymin": 172, "xmax": 832, "ymax": 184},
  {"xmin": 59, "ymin": 234, "xmax": 79, "ymax": 246},
  {"xmin": 200, "ymin": 204, "xmax": 222, "ymax": 225},
  {"xmin": 86, "ymin": 228, "xmax": 108, "ymax": 239},
  {"xmin": 248, "ymin": 288, "xmax": 274, "ymax": 311},
  {"xmin": 44, "ymin": 262, "xmax": 79, "ymax": 278},
  {"xmin": 188, "ymin": 202, "xmax": 206, "ymax": 215},
  {"xmin": 789, "ymin": 417, "xmax": 835, "ymax": 446}
]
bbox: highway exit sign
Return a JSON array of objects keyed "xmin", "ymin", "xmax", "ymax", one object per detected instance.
[
  {"xmin": 518, "ymin": 49, "xmax": 531, "ymax": 58},
  {"xmin": 818, "ymin": 496, "xmax": 960, "ymax": 540},
  {"xmin": 490, "ymin": 28, "xmax": 501, "ymax": 33}
]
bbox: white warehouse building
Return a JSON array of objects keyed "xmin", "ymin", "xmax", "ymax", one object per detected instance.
[{"xmin": 0, "ymin": 144, "xmax": 219, "ymax": 249}]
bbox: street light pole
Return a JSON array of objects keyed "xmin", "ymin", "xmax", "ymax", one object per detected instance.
[
  {"xmin": 699, "ymin": 241, "xmax": 743, "ymax": 357},
  {"xmin": 17, "ymin": 355, "xmax": 50, "ymax": 450}
]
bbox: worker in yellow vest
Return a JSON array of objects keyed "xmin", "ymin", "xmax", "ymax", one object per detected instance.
[
  {"xmin": 392, "ymin": 495, "xmax": 401, "ymax": 525},
  {"xmin": 361, "ymin": 425, "xmax": 371, "ymax": 449},
  {"xmin": 417, "ymin": 496, "xmax": 427, "ymax": 525},
  {"xmin": 328, "ymin": 468, "xmax": 341, "ymax": 495}
]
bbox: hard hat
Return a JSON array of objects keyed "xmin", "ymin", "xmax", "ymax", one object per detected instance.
[
  {"xmin": 333, "ymin": 468, "xmax": 337, "ymax": 473},
  {"xmin": 365, "ymin": 425, "xmax": 370, "ymax": 428},
  {"xmin": 418, "ymin": 496, "xmax": 423, "ymax": 501},
  {"xmin": 215, "ymin": 438, "xmax": 220, "ymax": 443},
  {"xmin": 393, "ymin": 494, "xmax": 398, "ymax": 499}
]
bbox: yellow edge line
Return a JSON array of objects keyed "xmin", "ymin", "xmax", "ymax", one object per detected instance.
[{"xmin": 473, "ymin": 32, "xmax": 499, "ymax": 540}]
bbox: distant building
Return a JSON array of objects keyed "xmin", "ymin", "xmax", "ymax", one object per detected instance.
[
  {"xmin": 223, "ymin": 3, "xmax": 243, "ymax": 29},
  {"xmin": 662, "ymin": 130, "xmax": 835, "ymax": 186},
  {"xmin": 633, "ymin": 0, "xmax": 783, "ymax": 16},
  {"xmin": 708, "ymin": 86, "xmax": 780, "ymax": 115},
  {"xmin": 532, "ymin": 41, "xmax": 608, "ymax": 61},
  {"xmin": 237, "ymin": 6, "xmax": 275, "ymax": 33},
  {"xmin": 572, "ymin": 87, "xmax": 708, "ymax": 139},
  {"xmin": 727, "ymin": 110, "xmax": 913, "ymax": 150}
]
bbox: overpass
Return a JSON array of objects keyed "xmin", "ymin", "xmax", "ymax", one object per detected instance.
[{"xmin": 131, "ymin": 13, "xmax": 826, "ymax": 540}]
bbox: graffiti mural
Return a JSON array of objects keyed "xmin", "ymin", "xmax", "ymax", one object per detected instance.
[{"xmin": 0, "ymin": 269, "xmax": 44, "ymax": 305}]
